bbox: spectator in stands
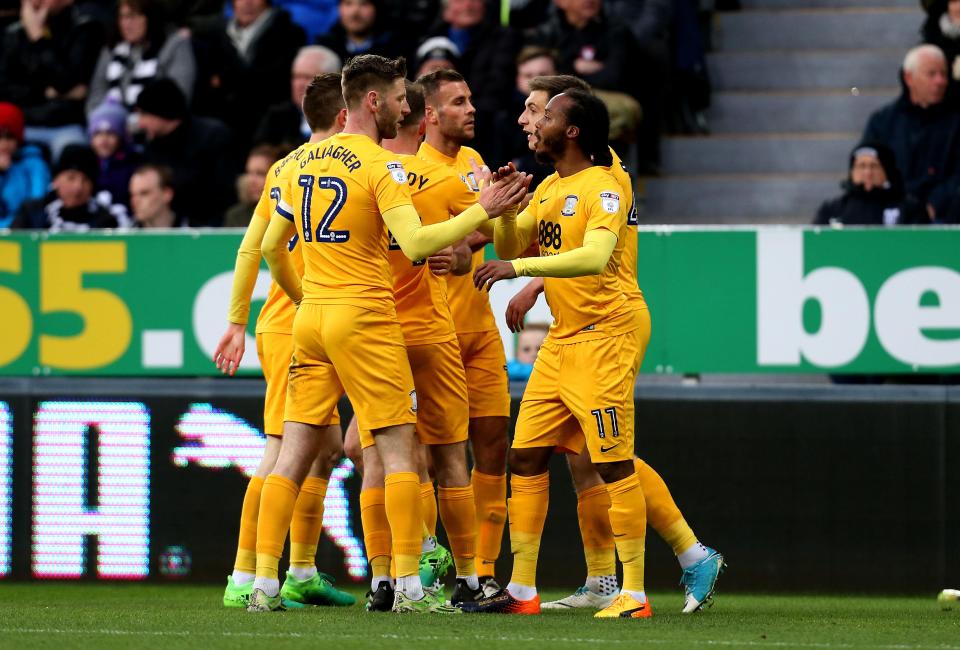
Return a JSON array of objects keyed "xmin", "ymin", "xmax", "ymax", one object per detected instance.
[
  {"xmin": 316, "ymin": 0, "xmax": 411, "ymax": 66},
  {"xmin": 814, "ymin": 142, "xmax": 927, "ymax": 226},
  {"xmin": 13, "ymin": 143, "xmax": 130, "ymax": 230},
  {"xmin": 222, "ymin": 0, "xmax": 305, "ymax": 144},
  {"xmin": 862, "ymin": 45, "xmax": 960, "ymax": 220},
  {"xmin": 135, "ymin": 79, "xmax": 235, "ymax": 226},
  {"xmin": 414, "ymin": 36, "xmax": 460, "ymax": 78},
  {"xmin": 922, "ymin": 0, "xmax": 960, "ymax": 107},
  {"xmin": 424, "ymin": 0, "xmax": 518, "ymax": 160},
  {"xmin": 507, "ymin": 322, "xmax": 549, "ymax": 381},
  {"xmin": 0, "ymin": 0, "xmax": 105, "ymax": 161},
  {"xmin": 526, "ymin": 0, "xmax": 648, "ymax": 168},
  {"xmin": 129, "ymin": 163, "xmax": 185, "ymax": 227},
  {"xmin": 0, "ymin": 102, "xmax": 50, "ymax": 228},
  {"xmin": 515, "ymin": 46, "xmax": 557, "ymax": 96},
  {"xmin": 88, "ymin": 99, "xmax": 140, "ymax": 209},
  {"xmin": 252, "ymin": 45, "xmax": 341, "ymax": 149},
  {"xmin": 86, "ymin": 0, "xmax": 196, "ymax": 115},
  {"xmin": 223, "ymin": 144, "xmax": 280, "ymax": 227}
]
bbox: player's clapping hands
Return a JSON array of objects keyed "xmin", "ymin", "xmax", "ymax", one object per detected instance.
[{"xmin": 472, "ymin": 160, "xmax": 532, "ymax": 218}]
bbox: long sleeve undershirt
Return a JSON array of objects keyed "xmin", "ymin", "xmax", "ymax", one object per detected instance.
[
  {"xmin": 494, "ymin": 210, "xmax": 619, "ymax": 278},
  {"xmin": 261, "ymin": 218, "xmax": 303, "ymax": 305},
  {"xmin": 226, "ymin": 216, "xmax": 269, "ymax": 324}
]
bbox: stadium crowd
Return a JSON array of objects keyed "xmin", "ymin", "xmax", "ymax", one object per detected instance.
[{"xmin": 0, "ymin": 0, "xmax": 711, "ymax": 230}]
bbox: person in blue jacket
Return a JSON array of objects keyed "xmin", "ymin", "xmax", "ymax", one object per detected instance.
[{"xmin": 0, "ymin": 102, "xmax": 50, "ymax": 228}]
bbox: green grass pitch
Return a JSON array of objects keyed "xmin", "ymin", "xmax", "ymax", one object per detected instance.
[{"xmin": 1, "ymin": 584, "xmax": 958, "ymax": 649}]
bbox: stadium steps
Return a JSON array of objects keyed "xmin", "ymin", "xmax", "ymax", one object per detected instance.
[
  {"xmin": 741, "ymin": 0, "xmax": 916, "ymax": 9},
  {"xmin": 662, "ymin": 133, "xmax": 858, "ymax": 175},
  {"xmin": 644, "ymin": 174, "xmax": 838, "ymax": 223},
  {"xmin": 642, "ymin": 1, "xmax": 923, "ymax": 224},
  {"xmin": 709, "ymin": 49, "xmax": 904, "ymax": 90},
  {"xmin": 714, "ymin": 8, "xmax": 920, "ymax": 51}
]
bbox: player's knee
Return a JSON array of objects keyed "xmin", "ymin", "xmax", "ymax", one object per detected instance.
[
  {"xmin": 343, "ymin": 432, "xmax": 362, "ymax": 467},
  {"xmin": 594, "ymin": 459, "xmax": 634, "ymax": 484},
  {"xmin": 508, "ymin": 447, "xmax": 549, "ymax": 476}
]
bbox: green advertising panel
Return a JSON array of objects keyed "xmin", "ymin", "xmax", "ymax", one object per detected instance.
[{"xmin": 1, "ymin": 227, "xmax": 959, "ymax": 376}]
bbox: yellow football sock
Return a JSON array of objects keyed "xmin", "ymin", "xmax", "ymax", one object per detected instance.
[
  {"xmin": 576, "ymin": 483, "xmax": 616, "ymax": 576},
  {"xmin": 233, "ymin": 475, "xmax": 264, "ymax": 575},
  {"xmin": 360, "ymin": 487, "xmax": 392, "ymax": 574},
  {"xmin": 290, "ymin": 476, "xmax": 327, "ymax": 569},
  {"xmin": 385, "ymin": 471, "xmax": 422, "ymax": 578},
  {"xmin": 635, "ymin": 458, "xmax": 699, "ymax": 555},
  {"xmin": 606, "ymin": 472, "xmax": 647, "ymax": 593},
  {"xmin": 508, "ymin": 472, "xmax": 549, "ymax": 588},
  {"xmin": 420, "ymin": 481, "xmax": 438, "ymax": 537},
  {"xmin": 255, "ymin": 474, "xmax": 299, "ymax": 578},
  {"xmin": 472, "ymin": 469, "xmax": 507, "ymax": 576},
  {"xmin": 438, "ymin": 485, "xmax": 477, "ymax": 576}
]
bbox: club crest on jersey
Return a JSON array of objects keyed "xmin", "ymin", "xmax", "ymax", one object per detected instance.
[
  {"xmin": 462, "ymin": 171, "xmax": 480, "ymax": 192},
  {"xmin": 387, "ymin": 161, "xmax": 407, "ymax": 184},
  {"xmin": 600, "ymin": 191, "xmax": 620, "ymax": 214},
  {"xmin": 409, "ymin": 389, "xmax": 418, "ymax": 414},
  {"xmin": 560, "ymin": 195, "xmax": 578, "ymax": 217}
]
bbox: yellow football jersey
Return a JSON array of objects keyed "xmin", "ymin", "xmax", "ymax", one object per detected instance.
[
  {"xmin": 417, "ymin": 141, "xmax": 498, "ymax": 334},
  {"xmin": 255, "ymin": 149, "xmax": 306, "ymax": 335},
  {"xmin": 524, "ymin": 165, "xmax": 633, "ymax": 342},
  {"xmin": 608, "ymin": 149, "xmax": 645, "ymax": 308},
  {"xmin": 387, "ymin": 154, "xmax": 476, "ymax": 345},
  {"xmin": 276, "ymin": 133, "xmax": 414, "ymax": 315}
]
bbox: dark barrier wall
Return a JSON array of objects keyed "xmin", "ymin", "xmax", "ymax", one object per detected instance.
[{"xmin": 0, "ymin": 379, "xmax": 955, "ymax": 593}]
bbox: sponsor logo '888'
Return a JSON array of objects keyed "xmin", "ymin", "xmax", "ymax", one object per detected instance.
[{"xmin": 538, "ymin": 220, "xmax": 562, "ymax": 251}]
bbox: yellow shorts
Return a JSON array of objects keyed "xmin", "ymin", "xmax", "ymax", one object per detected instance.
[
  {"xmin": 285, "ymin": 304, "xmax": 414, "ymax": 432},
  {"xmin": 359, "ymin": 338, "xmax": 470, "ymax": 449},
  {"xmin": 256, "ymin": 331, "xmax": 293, "ymax": 436},
  {"xmin": 513, "ymin": 309, "xmax": 651, "ymax": 464},
  {"xmin": 457, "ymin": 329, "xmax": 511, "ymax": 419}
]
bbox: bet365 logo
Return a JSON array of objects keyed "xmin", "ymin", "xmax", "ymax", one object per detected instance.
[{"xmin": 757, "ymin": 230, "xmax": 960, "ymax": 369}]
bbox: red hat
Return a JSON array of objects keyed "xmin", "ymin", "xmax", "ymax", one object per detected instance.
[{"xmin": 0, "ymin": 103, "xmax": 24, "ymax": 143}]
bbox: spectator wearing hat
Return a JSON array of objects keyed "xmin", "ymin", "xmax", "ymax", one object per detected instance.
[
  {"xmin": 135, "ymin": 78, "xmax": 236, "ymax": 226},
  {"xmin": 414, "ymin": 36, "xmax": 460, "ymax": 78},
  {"xmin": 0, "ymin": 0, "xmax": 105, "ymax": 161},
  {"xmin": 423, "ymin": 0, "xmax": 519, "ymax": 160},
  {"xmin": 316, "ymin": 0, "xmax": 411, "ymax": 67},
  {"xmin": 0, "ymin": 102, "xmax": 50, "ymax": 227},
  {"xmin": 88, "ymin": 99, "xmax": 141, "ymax": 209},
  {"xmin": 13, "ymin": 143, "xmax": 130, "ymax": 231},
  {"xmin": 252, "ymin": 45, "xmax": 341, "ymax": 150},
  {"xmin": 814, "ymin": 142, "xmax": 927, "ymax": 227},
  {"xmin": 129, "ymin": 163, "xmax": 187, "ymax": 228},
  {"xmin": 86, "ymin": 0, "xmax": 196, "ymax": 115},
  {"xmin": 862, "ymin": 44, "xmax": 960, "ymax": 220}
]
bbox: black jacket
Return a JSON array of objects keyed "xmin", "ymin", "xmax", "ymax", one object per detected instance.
[
  {"xmin": 814, "ymin": 183, "xmax": 927, "ymax": 226},
  {"xmin": 315, "ymin": 23, "xmax": 413, "ymax": 67},
  {"xmin": 526, "ymin": 7, "xmax": 640, "ymax": 97},
  {"xmin": 141, "ymin": 116, "xmax": 236, "ymax": 226},
  {"xmin": 425, "ymin": 19, "xmax": 518, "ymax": 113},
  {"xmin": 253, "ymin": 101, "xmax": 306, "ymax": 150},
  {"xmin": 190, "ymin": 9, "xmax": 305, "ymax": 146},
  {"xmin": 0, "ymin": 7, "xmax": 104, "ymax": 126},
  {"xmin": 861, "ymin": 92, "xmax": 960, "ymax": 215},
  {"xmin": 14, "ymin": 192, "xmax": 121, "ymax": 230}
]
